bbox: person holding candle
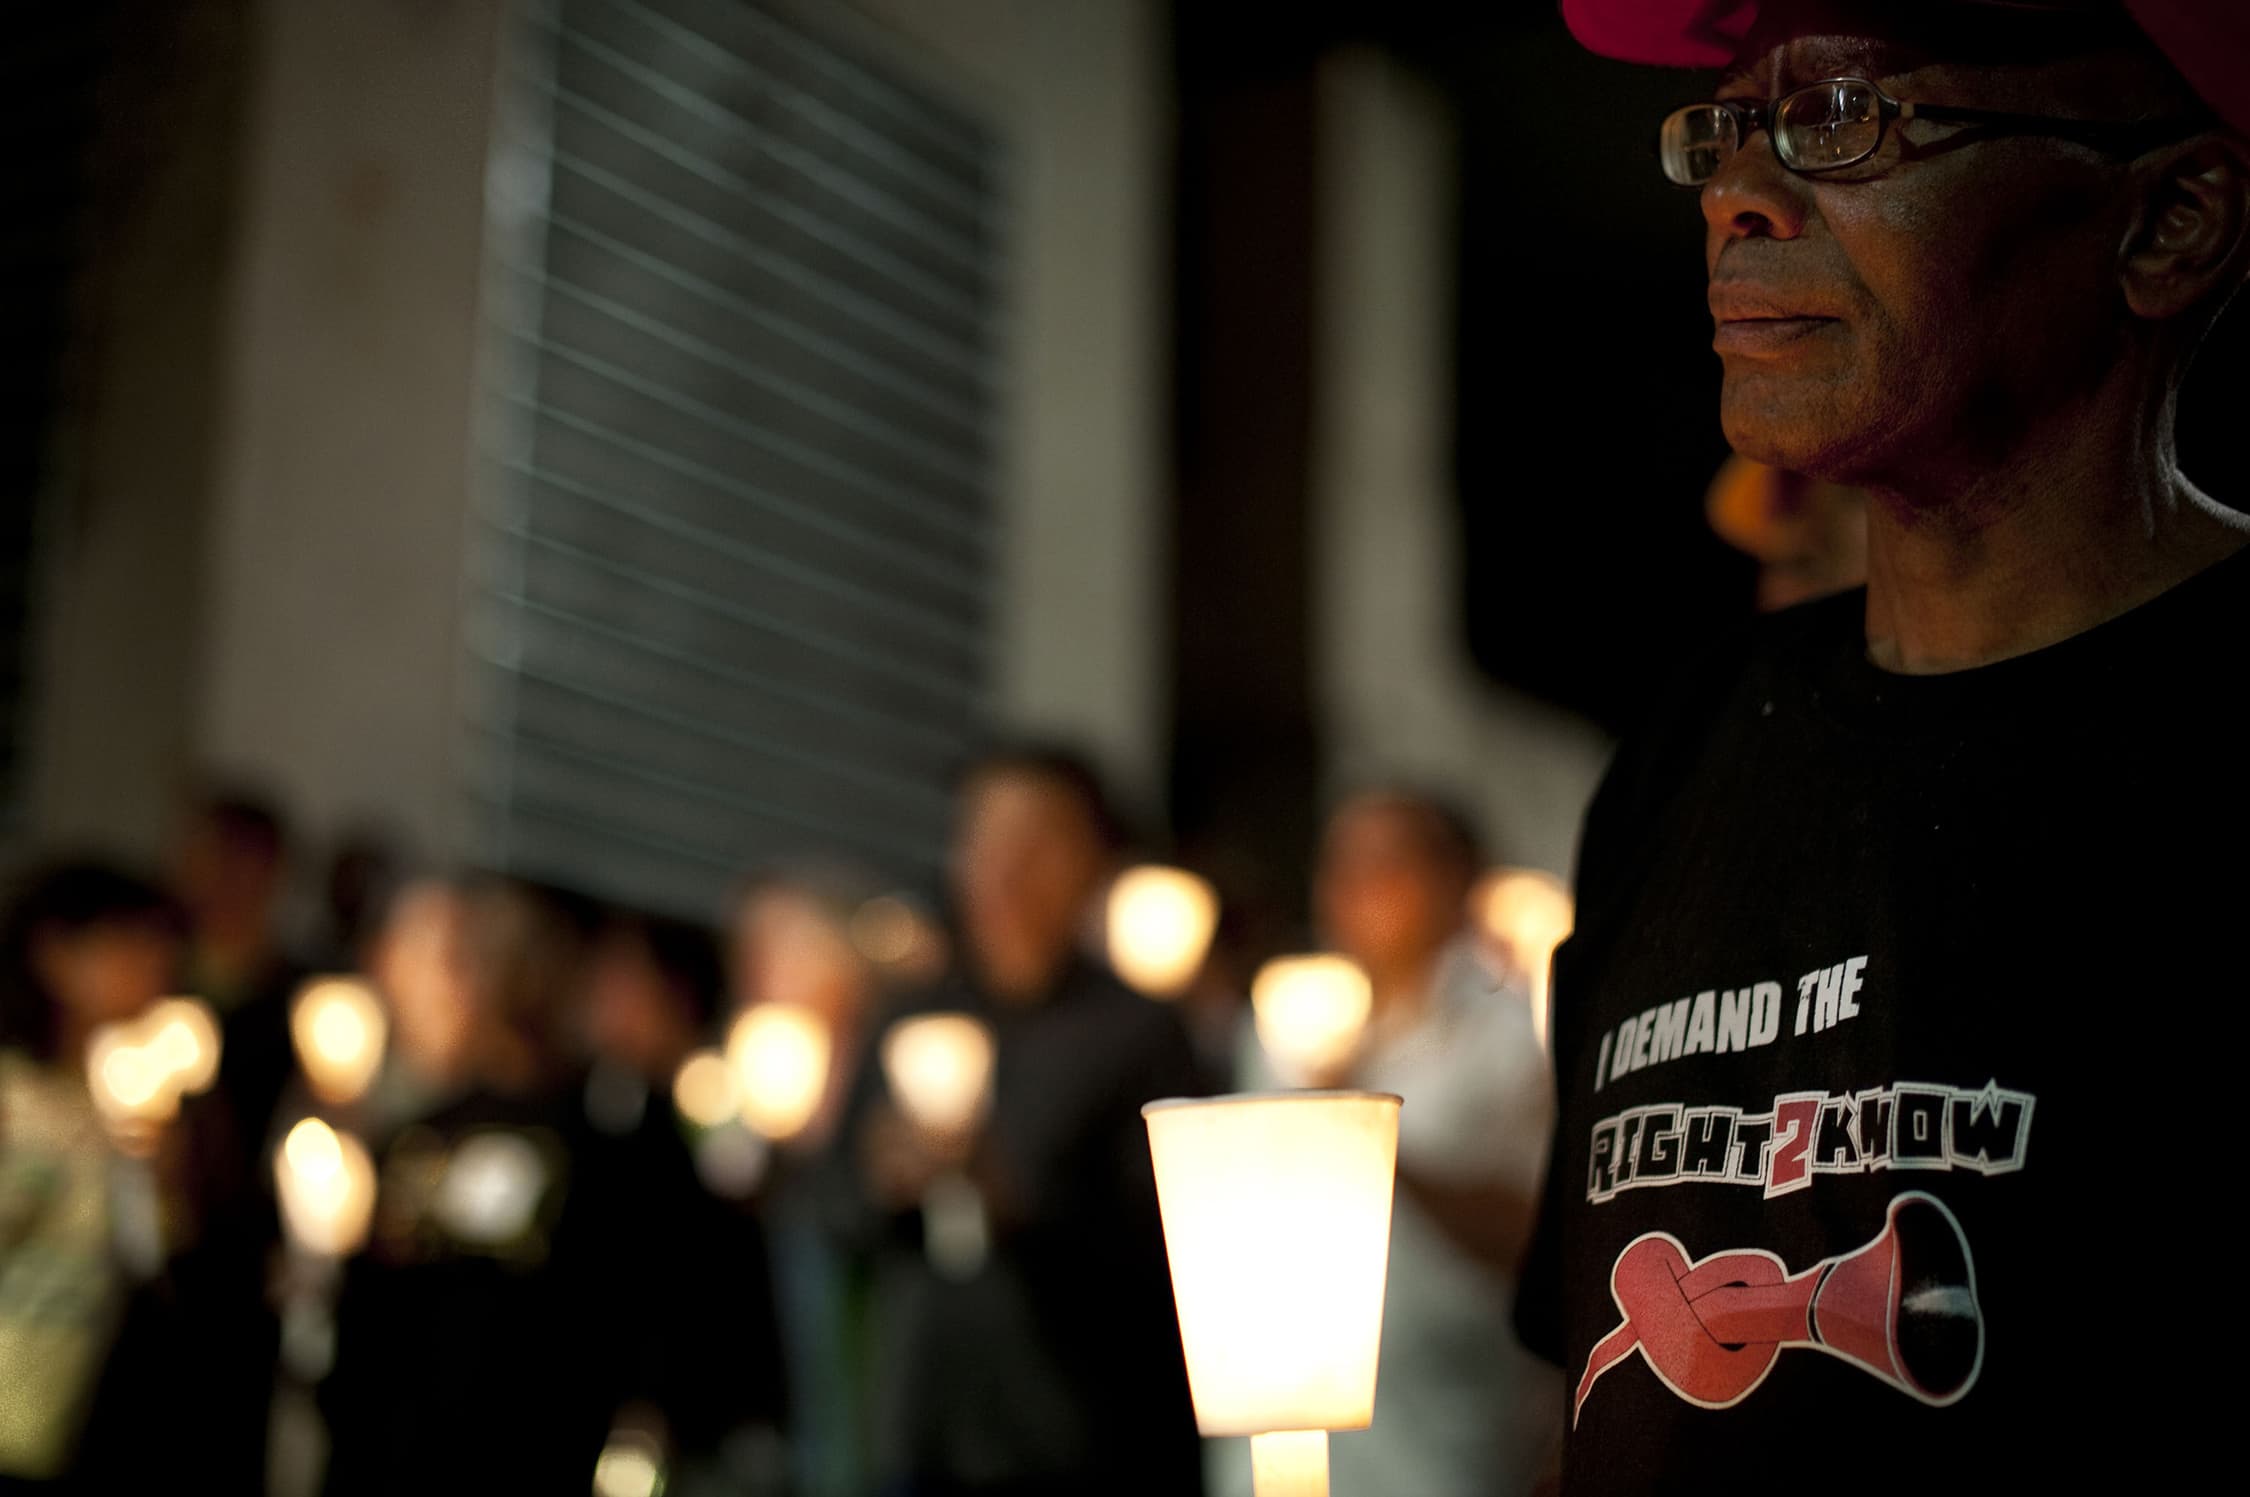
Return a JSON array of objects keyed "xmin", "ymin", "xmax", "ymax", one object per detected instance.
[
  {"xmin": 1219, "ymin": 788, "xmax": 1559, "ymax": 1497},
  {"xmin": 581, "ymin": 907, "xmax": 796, "ymax": 1491},
  {"xmin": 842, "ymin": 745, "xmax": 1206, "ymax": 1497},
  {"xmin": 1520, "ymin": 1, "xmax": 2250, "ymax": 1490},
  {"xmin": 579, "ymin": 910, "xmax": 728, "ymax": 1137},
  {"xmin": 728, "ymin": 870, "xmax": 893, "ymax": 1154},
  {"xmin": 0, "ymin": 862, "xmax": 183, "ymax": 1485},
  {"xmin": 170, "ymin": 787, "xmax": 305, "ymax": 1155},
  {"xmin": 321, "ymin": 878, "xmax": 788, "ymax": 1496},
  {"xmin": 725, "ymin": 867, "xmax": 895, "ymax": 1497}
]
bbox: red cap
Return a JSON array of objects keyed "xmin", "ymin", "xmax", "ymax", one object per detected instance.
[{"xmin": 1559, "ymin": 0, "xmax": 2250, "ymax": 134}]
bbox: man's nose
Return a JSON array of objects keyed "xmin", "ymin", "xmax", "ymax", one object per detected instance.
[{"xmin": 1701, "ymin": 129, "xmax": 1812, "ymax": 256}]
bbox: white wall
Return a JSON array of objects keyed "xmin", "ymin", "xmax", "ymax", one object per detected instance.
[
  {"xmin": 1311, "ymin": 49, "xmax": 1611, "ymax": 877},
  {"xmin": 193, "ymin": 0, "xmax": 506, "ymax": 864},
  {"xmin": 841, "ymin": 0, "xmax": 1172, "ymax": 810}
]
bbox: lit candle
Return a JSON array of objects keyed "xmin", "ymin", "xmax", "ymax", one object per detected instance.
[
  {"xmin": 881, "ymin": 1013, "xmax": 997, "ymax": 1280},
  {"xmin": 1143, "ymin": 1091, "xmax": 1402, "ymax": 1497},
  {"xmin": 87, "ymin": 1025, "xmax": 174, "ymax": 1128},
  {"xmin": 275, "ymin": 1117, "xmax": 377, "ymax": 1258},
  {"xmin": 880, "ymin": 1013, "xmax": 995, "ymax": 1140},
  {"xmin": 144, "ymin": 997, "xmax": 222, "ymax": 1096},
  {"xmin": 290, "ymin": 977, "xmax": 389, "ymax": 1107},
  {"xmin": 85, "ymin": 998, "xmax": 224, "ymax": 1140},
  {"xmin": 1107, "ymin": 864, "xmax": 1221, "ymax": 999},
  {"xmin": 1472, "ymin": 868, "xmax": 1575, "ymax": 1051},
  {"xmin": 672, "ymin": 1048, "xmax": 738, "ymax": 1130},
  {"xmin": 727, "ymin": 1004, "xmax": 832, "ymax": 1142},
  {"xmin": 1251, "ymin": 956, "xmax": 1372, "ymax": 1084}
]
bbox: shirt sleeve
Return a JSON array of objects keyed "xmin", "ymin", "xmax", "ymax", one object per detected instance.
[
  {"xmin": 0, "ymin": 1066, "xmax": 121, "ymax": 1478},
  {"xmin": 1392, "ymin": 958, "xmax": 1554, "ymax": 1198}
]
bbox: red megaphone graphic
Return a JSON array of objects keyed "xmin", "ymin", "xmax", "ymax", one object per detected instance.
[{"xmin": 1574, "ymin": 1191, "xmax": 1983, "ymax": 1423}]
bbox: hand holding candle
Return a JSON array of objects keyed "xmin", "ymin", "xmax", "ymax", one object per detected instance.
[{"xmin": 879, "ymin": 1013, "xmax": 996, "ymax": 1279}]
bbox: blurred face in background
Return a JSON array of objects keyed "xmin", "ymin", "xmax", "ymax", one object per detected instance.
[
  {"xmin": 33, "ymin": 918, "xmax": 179, "ymax": 1035},
  {"xmin": 373, "ymin": 882, "xmax": 476, "ymax": 1086},
  {"xmin": 1316, "ymin": 795, "xmax": 1473, "ymax": 982},
  {"xmin": 950, "ymin": 768, "xmax": 1110, "ymax": 999},
  {"xmin": 730, "ymin": 887, "xmax": 869, "ymax": 1030},
  {"xmin": 584, "ymin": 926, "xmax": 701, "ymax": 1083},
  {"xmin": 172, "ymin": 811, "xmax": 284, "ymax": 953},
  {"xmin": 457, "ymin": 883, "xmax": 586, "ymax": 1093}
]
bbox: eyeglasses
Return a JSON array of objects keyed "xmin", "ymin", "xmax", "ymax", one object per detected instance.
[{"xmin": 1659, "ymin": 76, "xmax": 2205, "ymax": 188}]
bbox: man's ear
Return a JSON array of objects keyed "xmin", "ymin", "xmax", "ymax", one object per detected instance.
[{"xmin": 2122, "ymin": 134, "xmax": 2250, "ymax": 321}]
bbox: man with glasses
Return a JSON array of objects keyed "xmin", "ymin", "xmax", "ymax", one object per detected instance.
[{"xmin": 1517, "ymin": 1, "xmax": 2249, "ymax": 1489}]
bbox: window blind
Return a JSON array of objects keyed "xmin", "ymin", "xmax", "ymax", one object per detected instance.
[{"xmin": 467, "ymin": 0, "xmax": 1003, "ymax": 916}]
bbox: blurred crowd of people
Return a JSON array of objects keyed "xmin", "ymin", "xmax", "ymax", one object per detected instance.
[{"xmin": 2, "ymin": 747, "xmax": 1567, "ymax": 1496}]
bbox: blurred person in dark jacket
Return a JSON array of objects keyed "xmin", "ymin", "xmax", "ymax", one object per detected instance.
[
  {"xmin": 169, "ymin": 788, "xmax": 318, "ymax": 1491},
  {"xmin": 844, "ymin": 747, "xmax": 1205, "ymax": 1497},
  {"xmin": 580, "ymin": 911, "xmax": 724, "ymax": 1137},
  {"xmin": 322, "ymin": 879, "xmax": 786, "ymax": 1497},
  {"xmin": 314, "ymin": 830, "xmax": 406, "ymax": 978},
  {"xmin": 581, "ymin": 909, "xmax": 793, "ymax": 1493},
  {"xmin": 172, "ymin": 786, "xmax": 304, "ymax": 1153},
  {"xmin": 0, "ymin": 863, "xmax": 183, "ymax": 1488}
]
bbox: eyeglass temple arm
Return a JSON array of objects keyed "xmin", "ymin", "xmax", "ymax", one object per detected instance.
[{"xmin": 1897, "ymin": 99, "xmax": 2205, "ymax": 148}]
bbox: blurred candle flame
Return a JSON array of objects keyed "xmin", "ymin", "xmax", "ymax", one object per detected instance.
[
  {"xmin": 1107, "ymin": 864, "xmax": 1221, "ymax": 999},
  {"xmin": 726, "ymin": 1003, "xmax": 831, "ymax": 1142},
  {"xmin": 86, "ymin": 997, "xmax": 223, "ymax": 1136},
  {"xmin": 145, "ymin": 997, "xmax": 221, "ymax": 1095},
  {"xmin": 881, "ymin": 1013, "xmax": 994, "ymax": 1138},
  {"xmin": 672, "ymin": 1048, "xmax": 738, "ymax": 1130},
  {"xmin": 1250, "ymin": 956, "xmax": 1372, "ymax": 1084},
  {"xmin": 291, "ymin": 976, "xmax": 389, "ymax": 1106},
  {"xmin": 592, "ymin": 1432, "xmax": 665, "ymax": 1497},
  {"xmin": 1472, "ymin": 867, "xmax": 1575, "ymax": 1051},
  {"xmin": 275, "ymin": 1117, "xmax": 376, "ymax": 1257}
]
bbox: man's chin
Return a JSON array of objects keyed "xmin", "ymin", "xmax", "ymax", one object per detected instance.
[{"xmin": 1719, "ymin": 392, "xmax": 1867, "ymax": 483}]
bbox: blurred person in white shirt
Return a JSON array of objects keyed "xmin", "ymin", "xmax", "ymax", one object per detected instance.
[{"xmin": 1214, "ymin": 788, "xmax": 1562, "ymax": 1497}]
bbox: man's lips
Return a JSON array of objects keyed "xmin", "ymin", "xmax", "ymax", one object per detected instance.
[{"xmin": 1709, "ymin": 284, "xmax": 1841, "ymax": 355}]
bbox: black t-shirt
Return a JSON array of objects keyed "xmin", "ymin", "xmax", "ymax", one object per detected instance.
[{"xmin": 1518, "ymin": 547, "xmax": 2250, "ymax": 1493}]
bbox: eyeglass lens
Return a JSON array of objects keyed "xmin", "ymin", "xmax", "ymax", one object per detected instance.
[
  {"xmin": 1775, "ymin": 80, "xmax": 1882, "ymax": 171},
  {"xmin": 1660, "ymin": 105, "xmax": 1739, "ymax": 187}
]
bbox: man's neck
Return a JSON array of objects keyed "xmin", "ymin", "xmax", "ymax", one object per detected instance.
[{"xmin": 1860, "ymin": 391, "xmax": 2248, "ymax": 674}]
